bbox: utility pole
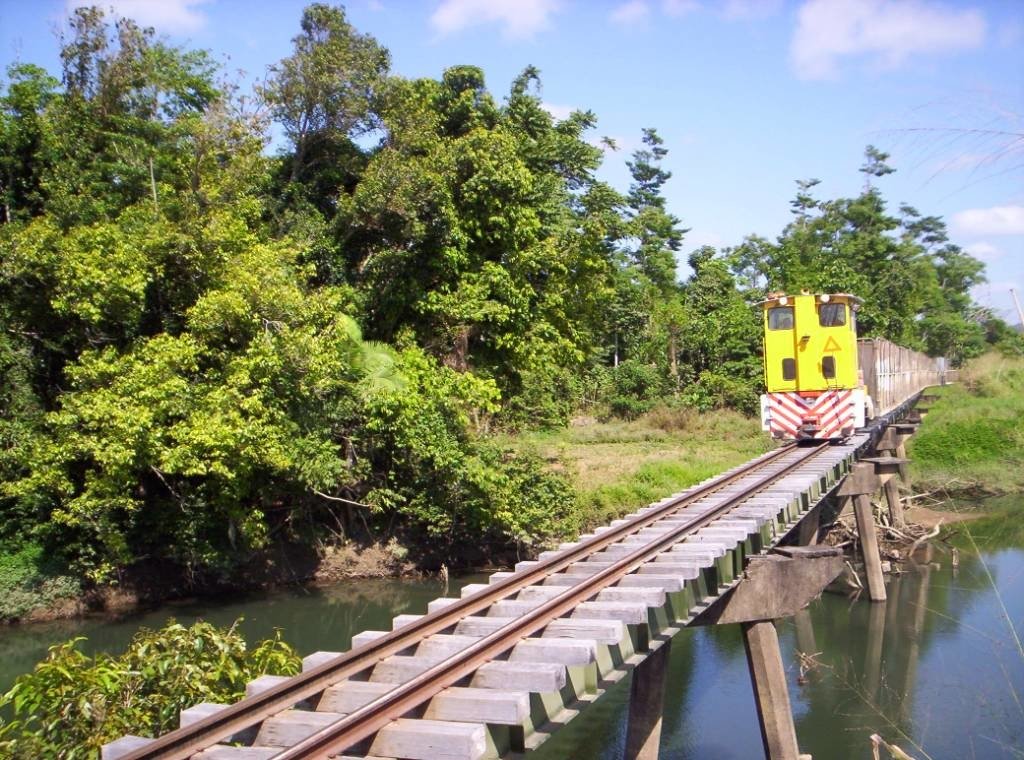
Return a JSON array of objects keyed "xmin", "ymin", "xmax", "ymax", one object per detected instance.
[{"xmin": 1011, "ymin": 288, "xmax": 1024, "ymax": 330}]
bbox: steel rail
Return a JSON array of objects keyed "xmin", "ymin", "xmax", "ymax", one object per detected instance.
[
  {"xmin": 121, "ymin": 442, "xmax": 804, "ymax": 760},
  {"xmin": 276, "ymin": 441, "xmax": 831, "ymax": 759}
]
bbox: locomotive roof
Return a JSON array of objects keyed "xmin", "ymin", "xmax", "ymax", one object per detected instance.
[{"xmin": 756, "ymin": 293, "xmax": 863, "ymax": 307}]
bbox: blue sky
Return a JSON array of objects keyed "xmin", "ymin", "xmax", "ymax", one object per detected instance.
[{"xmin": 2, "ymin": 0, "xmax": 1022, "ymax": 322}]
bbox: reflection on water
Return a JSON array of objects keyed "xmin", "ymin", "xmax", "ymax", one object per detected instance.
[{"xmin": 1, "ymin": 544, "xmax": 1021, "ymax": 759}]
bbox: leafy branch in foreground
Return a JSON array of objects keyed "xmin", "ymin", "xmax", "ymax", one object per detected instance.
[{"xmin": 0, "ymin": 618, "xmax": 299, "ymax": 758}]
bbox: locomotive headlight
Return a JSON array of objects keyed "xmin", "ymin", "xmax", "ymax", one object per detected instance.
[
  {"xmin": 779, "ymin": 296, "xmax": 788, "ymax": 305},
  {"xmin": 820, "ymin": 294, "xmax": 830, "ymax": 302}
]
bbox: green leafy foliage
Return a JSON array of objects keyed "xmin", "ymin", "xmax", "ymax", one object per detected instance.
[
  {"xmin": 608, "ymin": 360, "xmax": 666, "ymax": 419},
  {"xmin": 361, "ymin": 345, "xmax": 575, "ymax": 550},
  {"xmin": 0, "ymin": 619, "xmax": 299, "ymax": 757},
  {"xmin": 0, "ymin": 541, "xmax": 79, "ymax": 622}
]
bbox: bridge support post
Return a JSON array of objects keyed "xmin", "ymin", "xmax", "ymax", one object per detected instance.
[
  {"xmin": 895, "ymin": 442, "xmax": 912, "ymax": 490},
  {"xmin": 853, "ymin": 496, "xmax": 885, "ymax": 602},
  {"xmin": 623, "ymin": 638, "xmax": 672, "ymax": 760},
  {"xmin": 883, "ymin": 477, "xmax": 904, "ymax": 528},
  {"xmin": 877, "ymin": 423, "xmax": 917, "ymax": 491},
  {"xmin": 861, "ymin": 457, "xmax": 908, "ymax": 530},
  {"xmin": 691, "ymin": 547, "xmax": 843, "ymax": 760},
  {"xmin": 839, "ymin": 462, "xmax": 886, "ymax": 602},
  {"xmin": 742, "ymin": 620, "xmax": 801, "ymax": 760}
]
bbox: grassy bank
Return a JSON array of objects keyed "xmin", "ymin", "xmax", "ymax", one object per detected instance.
[
  {"xmin": 908, "ymin": 353, "xmax": 1024, "ymax": 495},
  {"xmin": 506, "ymin": 406, "xmax": 773, "ymax": 538}
]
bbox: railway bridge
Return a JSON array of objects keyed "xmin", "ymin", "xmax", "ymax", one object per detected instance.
[{"xmin": 105, "ymin": 340, "xmax": 948, "ymax": 760}]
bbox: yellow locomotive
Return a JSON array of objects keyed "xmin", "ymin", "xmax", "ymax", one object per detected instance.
[{"xmin": 759, "ymin": 293, "xmax": 869, "ymax": 440}]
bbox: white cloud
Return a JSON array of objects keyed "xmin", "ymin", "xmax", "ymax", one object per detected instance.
[
  {"xmin": 953, "ymin": 206, "xmax": 1024, "ymax": 236},
  {"xmin": 65, "ymin": 0, "xmax": 210, "ymax": 33},
  {"xmin": 609, "ymin": 0, "xmax": 777, "ymax": 24},
  {"xmin": 790, "ymin": 0, "xmax": 986, "ymax": 81},
  {"xmin": 965, "ymin": 242, "xmax": 1003, "ymax": 262},
  {"xmin": 430, "ymin": 0, "xmax": 561, "ymax": 40},
  {"xmin": 542, "ymin": 102, "xmax": 575, "ymax": 121},
  {"xmin": 722, "ymin": 0, "xmax": 782, "ymax": 20},
  {"xmin": 662, "ymin": 0, "xmax": 701, "ymax": 16},
  {"xmin": 610, "ymin": 0, "xmax": 651, "ymax": 25}
]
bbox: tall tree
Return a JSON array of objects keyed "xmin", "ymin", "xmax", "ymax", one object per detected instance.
[
  {"xmin": 43, "ymin": 7, "xmax": 218, "ymax": 225},
  {"xmin": 0, "ymin": 64, "xmax": 59, "ymax": 223},
  {"xmin": 625, "ymin": 128, "xmax": 685, "ymax": 297},
  {"xmin": 264, "ymin": 3, "xmax": 390, "ymax": 190},
  {"xmin": 335, "ymin": 65, "xmax": 616, "ymax": 424}
]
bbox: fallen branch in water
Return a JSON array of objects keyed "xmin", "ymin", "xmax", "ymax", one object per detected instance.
[
  {"xmin": 844, "ymin": 560, "xmax": 864, "ymax": 591},
  {"xmin": 871, "ymin": 733, "xmax": 917, "ymax": 759},
  {"xmin": 908, "ymin": 521, "xmax": 943, "ymax": 559}
]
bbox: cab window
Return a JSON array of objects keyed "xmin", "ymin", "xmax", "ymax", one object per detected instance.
[
  {"xmin": 768, "ymin": 307, "xmax": 794, "ymax": 330},
  {"xmin": 818, "ymin": 303, "xmax": 846, "ymax": 327},
  {"xmin": 782, "ymin": 358, "xmax": 796, "ymax": 380},
  {"xmin": 822, "ymin": 356, "xmax": 836, "ymax": 379}
]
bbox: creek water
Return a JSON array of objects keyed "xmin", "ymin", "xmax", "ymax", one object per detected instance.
[{"xmin": 1, "ymin": 522, "xmax": 1021, "ymax": 758}]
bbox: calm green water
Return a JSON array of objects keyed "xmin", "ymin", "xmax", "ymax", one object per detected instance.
[{"xmin": 1, "ymin": 531, "xmax": 1022, "ymax": 758}]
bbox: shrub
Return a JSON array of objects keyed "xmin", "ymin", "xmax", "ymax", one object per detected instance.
[
  {"xmin": 0, "ymin": 619, "xmax": 300, "ymax": 758},
  {"xmin": 608, "ymin": 360, "xmax": 666, "ymax": 420},
  {"xmin": 0, "ymin": 542, "xmax": 80, "ymax": 622},
  {"xmin": 362, "ymin": 347, "xmax": 576, "ymax": 554},
  {"xmin": 685, "ymin": 369, "xmax": 760, "ymax": 414}
]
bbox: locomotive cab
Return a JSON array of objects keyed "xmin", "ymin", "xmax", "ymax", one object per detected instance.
[{"xmin": 759, "ymin": 293, "xmax": 868, "ymax": 440}]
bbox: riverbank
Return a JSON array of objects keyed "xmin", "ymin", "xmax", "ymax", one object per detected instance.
[
  {"xmin": 908, "ymin": 353, "xmax": 1024, "ymax": 497},
  {"xmin": 0, "ymin": 537, "xmax": 423, "ymax": 627}
]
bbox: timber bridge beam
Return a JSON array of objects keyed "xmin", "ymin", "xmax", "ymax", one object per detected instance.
[{"xmin": 105, "ymin": 391, "xmax": 936, "ymax": 760}]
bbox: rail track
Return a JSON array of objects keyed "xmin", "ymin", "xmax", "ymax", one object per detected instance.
[{"xmin": 117, "ymin": 440, "xmax": 839, "ymax": 760}]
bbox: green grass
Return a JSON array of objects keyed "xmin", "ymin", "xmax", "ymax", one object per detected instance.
[
  {"xmin": 909, "ymin": 354, "xmax": 1024, "ymax": 495},
  {"xmin": 504, "ymin": 405, "xmax": 773, "ymax": 539}
]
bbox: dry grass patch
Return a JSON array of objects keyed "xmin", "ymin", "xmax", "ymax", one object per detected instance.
[{"xmin": 504, "ymin": 406, "xmax": 773, "ymax": 535}]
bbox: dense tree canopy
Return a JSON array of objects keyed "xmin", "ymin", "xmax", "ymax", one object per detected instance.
[{"xmin": 0, "ymin": 5, "xmax": 1016, "ymax": 601}]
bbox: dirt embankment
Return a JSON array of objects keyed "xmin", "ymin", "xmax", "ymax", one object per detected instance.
[{"xmin": 5, "ymin": 539, "xmax": 425, "ymax": 627}]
